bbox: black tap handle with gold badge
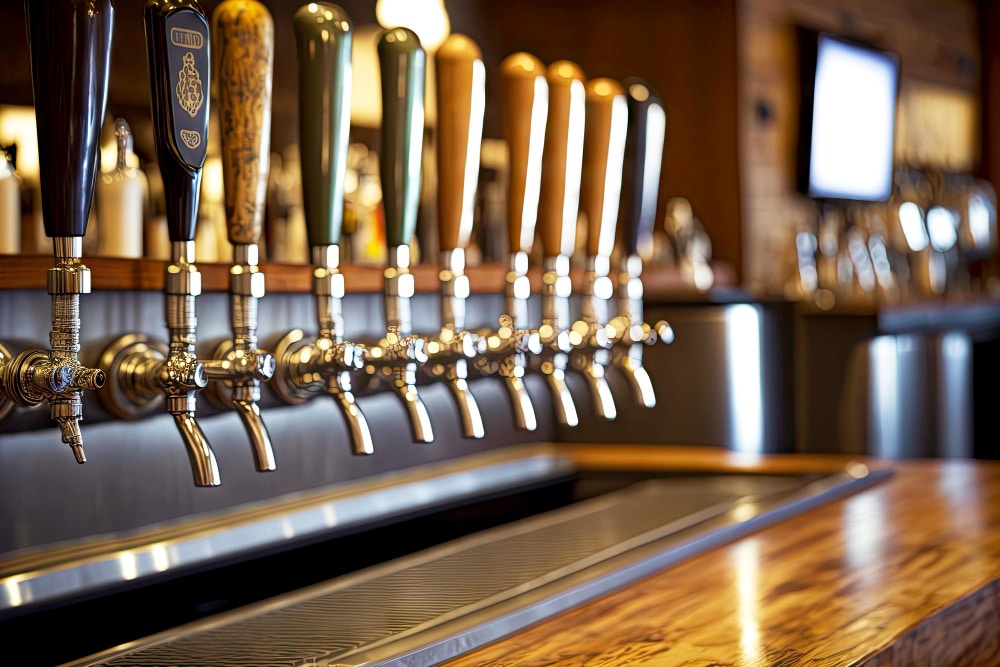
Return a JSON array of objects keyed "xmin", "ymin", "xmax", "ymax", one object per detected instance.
[{"xmin": 144, "ymin": 0, "xmax": 211, "ymax": 243}]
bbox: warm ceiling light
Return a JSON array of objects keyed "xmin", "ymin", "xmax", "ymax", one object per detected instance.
[{"xmin": 375, "ymin": 0, "xmax": 450, "ymax": 52}]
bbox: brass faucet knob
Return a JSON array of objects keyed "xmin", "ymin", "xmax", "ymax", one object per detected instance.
[
  {"xmin": 1, "ymin": 349, "xmax": 105, "ymax": 406},
  {"xmin": 160, "ymin": 351, "xmax": 208, "ymax": 395},
  {"xmin": 370, "ymin": 326, "xmax": 428, "ymax": 366},
  {"xmin": 319, "ymin": 339, "xmax": 367, "ymax": 372}
]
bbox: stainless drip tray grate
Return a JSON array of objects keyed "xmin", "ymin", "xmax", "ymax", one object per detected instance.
[{"xmin": 72, "ymin": 468, "xmax": 886, "ymax": 667}]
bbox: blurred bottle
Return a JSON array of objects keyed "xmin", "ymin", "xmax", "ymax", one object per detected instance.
[
  {"xmin": 0, "ymin": 144, "xmax": 21, "ymax": 254},
  {"xmin": 96, "ymin": 118, "xmax": 144, "ymax": 258},
  {"xmin": 144, "ymin": 162, "xmax": 171, "ymax": 260}
]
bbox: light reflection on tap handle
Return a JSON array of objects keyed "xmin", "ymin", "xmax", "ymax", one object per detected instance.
[
  {"xmin": 14, "ymin": 1, "xmax": 114, "ymax": 461},
  {"xmin": 207, "ymin": 0, "xmax": 276, "ymax": 472}
]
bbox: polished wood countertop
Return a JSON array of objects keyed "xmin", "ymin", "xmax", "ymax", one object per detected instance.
[{"xmin": 446, "ymin": 445, "xmax": 1000, "ymax": 666}]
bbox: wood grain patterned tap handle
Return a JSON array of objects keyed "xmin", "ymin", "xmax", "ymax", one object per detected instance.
[
  {"xmin": 500, "ymin": 52, "xmax": 548, "ymax": 256},
  {"xmin": 378, "ymin": 27, "xmax": 426, "ymax": 249},
  {"xmin": 25, "ymin": 0, "xmax": 114, "ymax": 239},
  {"xmin": 582, "ymin": 78, "xmax": 627, "ymax": 259},
  {"xmin": 538, "ymin": 60, "xmax": 586, "ymax": 258},
  {"xmin": 294, "ymin": 3, "xmax": 352, "ymax": 248},
  {"xmin": 144, "ymin": 0, "xmax": 211, "ymax": 243},
  {"xmin": 212, "ymin": 0, "xmax": 273, "ymax": 246},
  {"xmin": 435, "ymin": 34, "xmax": 485, "ymax": 253},
  {"xmin": 620, "ymin": 78, "xmax": 666, "ymax": 257}
]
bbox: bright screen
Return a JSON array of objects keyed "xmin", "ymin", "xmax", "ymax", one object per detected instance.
[{"xmin": 806, "ymin": 35, "xmax": 899, "ymax": 201}]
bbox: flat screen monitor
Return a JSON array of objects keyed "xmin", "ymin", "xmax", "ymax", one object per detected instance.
[{"xmin": 796, "ymin": 30, "xmax": 901, "ymax": 202}]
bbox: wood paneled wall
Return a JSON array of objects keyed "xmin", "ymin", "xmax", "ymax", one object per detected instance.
[{"xmin": 738, "ymin": 0, "xmax": 980, "ymax": 294}]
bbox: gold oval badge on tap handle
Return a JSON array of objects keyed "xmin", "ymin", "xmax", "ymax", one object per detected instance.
[
  {"xmin": 533, "ymin": 59, "xmax": 587, "ymax": 428},
  {"xmin": 427, "ymin": 33, "xmax": 487, "ymax": 439},
  {"xmin": 201, "ymin": 0, "xmax": 278, "ymax": 474},
  {"xmin": 0, "ymin": 1, "xmax": 113, "ymax": 462},
  {"xmin": 572, "ymin": 77, "xmax": 629, "ymax": 421}
]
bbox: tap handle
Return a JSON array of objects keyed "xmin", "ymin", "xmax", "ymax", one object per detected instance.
[
  {"xmin": 212, "ymin": 0, "xmax": 273, "ymax": 246},
  {"xmin": 538, "ymin": 60, "xmax": 586, "ymax": 259},
  {"xmin": 378, "ymin": 27, "xmax": 425, "ymax": 249},
  {"xmin": 294, "ymin": 3, "xmax": 352, "ymax": 248},
  {"xmin": 582, "ymin": 78, "xmax": 627, "ymax": 260},
  {"xmin": 26, "ymin": 0, "xmax": 114, "ymax": 239},
  {"xmin": 144, "ymin": 0, "xmax": 211, "ymax": 243},
  {"xmin": 620, "ymin": 78, "xmax": 666, "ymax": 257},
  {"xmin": 435, "ymin": 34, "xmax": 485, "ymax": 252},
  {"xmin": 500, "ymin": 52, "xmax": 547, "ymax": 256}
]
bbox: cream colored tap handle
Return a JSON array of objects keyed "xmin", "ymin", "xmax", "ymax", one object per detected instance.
[
  {"xmin": 435, "ymin": 34, "xmax": 485, "ymax": 252},
  {"xmin": 500, "ymin": 52, "xmax": 547, "ymax": 256},
  {"xmin": 537, "ymin": 60, "xmax": 586, "ymax": 258},
  {"xmin": 582, "ymin": 78, "xmax": 627, "ymax": 259}
]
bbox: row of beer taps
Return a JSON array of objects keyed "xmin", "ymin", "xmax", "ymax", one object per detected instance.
[{"xmin": 0, "ymin": 0, "xmax": 671, "ymax": 487}]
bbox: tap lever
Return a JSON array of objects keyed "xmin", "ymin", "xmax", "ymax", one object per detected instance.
[
  {"xmin": 613, "ymin": 79, "xmax": 671, "ymax": 408},
  {"xmin": 13, "ymin": 1, "xmax": 115, "ymax": 459}
]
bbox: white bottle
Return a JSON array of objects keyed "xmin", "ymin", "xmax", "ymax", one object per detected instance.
[
  {"xmin": 96, "ymin": 118, "xmax": 143, "ymax": 258},
  {"xmin": 0, "ymin": 148, "xmax": 20, "ymax": 254}
]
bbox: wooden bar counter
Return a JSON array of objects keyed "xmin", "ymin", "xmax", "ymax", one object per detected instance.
[{"xmin": 446, "ymin": 445, "xmax": 1000, "ymax": 666}]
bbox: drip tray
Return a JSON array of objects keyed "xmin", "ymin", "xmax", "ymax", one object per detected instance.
[{"xmin": 70, "ymin": 465, "xmax": 887, "ymax": 667}]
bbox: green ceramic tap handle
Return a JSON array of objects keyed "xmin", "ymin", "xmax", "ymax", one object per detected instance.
[
  {"xmin": 144, "ymin": 0, "xmax": 212, "ymax": 243},
  {"xmin": 620, "ymin": 78, "xmax": 666, "ymax": 257},
  {"xmin": 26, "ymin": 0, "xmax": 114, "ymax": 239},
  {"xmin": 213, "ymin": 0, "xmax": 273, "ymax": 246},
  {"xmin": 294, "ymin": 3, "xmax": 352, "ymax": 248},
  {"xmin": 378, "ymin": 27, "xmax": 425, "ymax": 249}
]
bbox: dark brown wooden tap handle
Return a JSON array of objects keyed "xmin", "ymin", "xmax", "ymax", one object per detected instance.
[
  {"xmin": 25, "ymin": 0, "xmax": 114, "ymax": 239},
  {"xmin": 620, "ymin": 78, "xmax": 666, "ymax": 257},
  {"xmin": 144, "ymin": 0, "xmax": 212, "ymax": 243},
  {"xmin": 212, "ymin": 0, "xmax": 274, "ymax": 246}
]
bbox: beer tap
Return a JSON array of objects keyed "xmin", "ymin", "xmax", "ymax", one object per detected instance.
[
  {"xmin": 365, "ymin": 27, "xmax": 434, "ymax": 443},
  {"xmin": 613, "ymin": 78, "xmax": 673, "ymax": 408},
  {"xmin": 534, "ymin": 60, "xmax": 587, "ymax": 427},
  {"xmin": 422, "ymin": 34, "xmax": 487, "ymax": 439},
  {"xmin": 0, "ymin": 1, "xmax": 112, "ymax": 462},
  {"xmin": 271, "ymin": 3, "xmax": 374, "ymax": 456},
  {"xmin": 570, "ymin": 77, "xmax": 629, "ymax": 421},
  {"xmin": 201, "ymin": 0, "xmax": 276, "ymax": 473},
  {"xmin": 98, "ymin": 0, "xmax": 220, "ymax": 487},
  {"xmin": 475, "ymin": 52, "xmax": 548, "ymax": 432}
]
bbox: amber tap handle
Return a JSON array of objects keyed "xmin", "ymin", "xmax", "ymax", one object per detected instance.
[
  {"xmin": 430, "ymin": 33, "xmax": 486, "ymax": 439},
  {"xmin": 538, "ymin": 61, "xmax": 586, "ymax": 259},
  {"xmin": 582, "ymin": 78, "xmax": 627, "ymax": 260}
]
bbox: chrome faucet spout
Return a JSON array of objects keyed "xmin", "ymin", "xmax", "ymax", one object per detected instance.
[
  {"xmin": 232, "ymin": 397, "xmax": 275, "ymax": 472},
  {"xmin": 172, "ymin": 412, "xmax": 221, "ymax": 488},
  {"xmin": 393, "ymin": 377, "xmax": 434, "ymax": 443},
  {"xmin": 502, "ymin": 374, "xmax": 537, "ymax": 432},
  {"xmin": 332, "ymin": 381, "xmax": 374, "ymax": 455},
  {"xmin": 445, "ymin": 374, "xmax": 485, "ymax": 439}
]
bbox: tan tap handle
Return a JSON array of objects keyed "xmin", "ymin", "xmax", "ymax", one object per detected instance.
[
  {"xmin": 500, "ymin": 52, "xmax": 547, "ymax": 256},
  {"xmin": 582, "ymin": 78, "xmax": 627, "ymax": 259},
  {"xmin": 213, "ymin": 0, "xmax": 273, "ymax": 245},
  {"xmin": 538, "ymin": 60, "xmax": 586, "ymax": 258},
  {"xmin": 435, "ymin": 34, "xmax": 485, "ymax": 253}
]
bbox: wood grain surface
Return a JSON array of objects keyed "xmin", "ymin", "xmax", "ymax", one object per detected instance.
[
  {"xmin": 445, "ymin": 454, "xmax": 1000, "ymax": 667},
  {"xmin": 0, "ymin": 257, "xmax": 734, "ymax": 297}
]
